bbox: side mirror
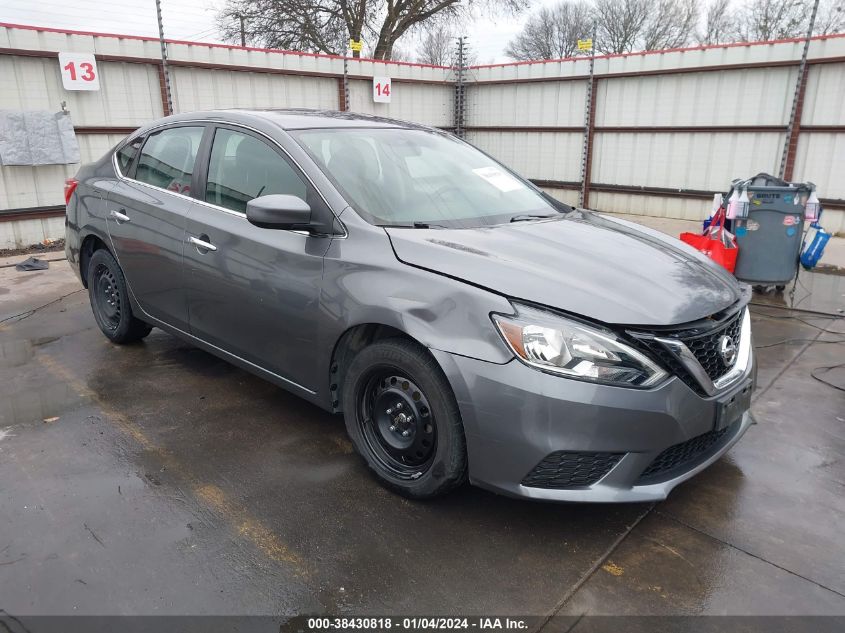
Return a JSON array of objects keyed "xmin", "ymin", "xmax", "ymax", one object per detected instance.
[{"xmin": 246, "ymin": 194, "xmax": 311, "ymax": 230}]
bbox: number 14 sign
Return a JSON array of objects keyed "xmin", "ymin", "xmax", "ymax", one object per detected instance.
[
  {"xmin": 373, "ymin": 76, "xmax": 391, "ymax": 103},
  {"xmin": 58, "ymin": 52, "xmax": 101, "ymax": 91}
]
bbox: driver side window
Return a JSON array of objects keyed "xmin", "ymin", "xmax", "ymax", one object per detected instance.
[{"xmin": 205, "ymin": 129, "xmax": 307, "ymax": 214}]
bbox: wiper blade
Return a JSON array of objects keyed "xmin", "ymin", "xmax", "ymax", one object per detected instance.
[
  {"xmin": 509, "ymin": 214, "xmax": 556, "ymax": 223},
  {"xmin": 378, "ymin": 222, "xmax": 447, "ymax": 229}
]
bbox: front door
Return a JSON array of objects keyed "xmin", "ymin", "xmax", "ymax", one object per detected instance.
[
  {"xmin": 106, "ymin": 124, "xmax": 206, "ymax": 331},
  {"xmin": 184, "ymin": 125, "xmax": 330, "ymax": 393}
]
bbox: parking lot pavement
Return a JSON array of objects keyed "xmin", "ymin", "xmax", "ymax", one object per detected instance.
[{"xmin": 1, "ymin": 259, "xmax": 844, "ymax": 619}]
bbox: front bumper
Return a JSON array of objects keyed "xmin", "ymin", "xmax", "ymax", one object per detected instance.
[{"xmin": 432, "ymin": 348, "xmax": 755, "ymax": 503}]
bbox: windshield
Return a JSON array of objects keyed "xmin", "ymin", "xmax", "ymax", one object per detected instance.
[{"xmin": 291, "ymin": 128, "xmax": 567, "ymax": 228}]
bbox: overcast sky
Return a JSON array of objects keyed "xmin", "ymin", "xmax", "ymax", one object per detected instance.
[{"xmin": 0, "ymin": 0, "xmax": 562, "ymax": 64}]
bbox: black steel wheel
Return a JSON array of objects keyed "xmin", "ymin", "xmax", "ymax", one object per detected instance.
[
  {"xmin": 93, "ymin": 262, "xmax": 122, "ymax": 331},
  {"xmin": 86, "ymin": 248, "xmax": 152, "ymax": 344},
  {"xmin": 358, "ymin": 371, "xmax": 438, "ymax": 479},
  {"xmin": 342, "ymin": 338, "xmax": 467, "ymax": 499}
]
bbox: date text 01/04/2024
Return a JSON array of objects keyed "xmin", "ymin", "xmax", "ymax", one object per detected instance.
[{"xmin": 306, "ymin": 617, "xmax": 530, "ymax": 630}]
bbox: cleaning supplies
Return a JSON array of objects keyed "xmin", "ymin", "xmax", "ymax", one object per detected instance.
[
  {"xmin": 800, "ymin": 223, "xmax": 831, "ymax": 270},
  {"xmin": 804, "ymin": 189, "xmax": 821, "ymax": 222},
  {"xmin": 726, "ymin": 189, "xmax": 740, "ymax": 220}
]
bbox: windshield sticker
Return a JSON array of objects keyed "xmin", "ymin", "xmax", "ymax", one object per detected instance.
[{"xmin": 472, "ymin": 166, "xmax": 522, "ymax": 193}]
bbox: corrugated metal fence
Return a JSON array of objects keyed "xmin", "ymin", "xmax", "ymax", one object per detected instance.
[
  {"xmin": 467, "ymin": 36, "xmax": 845, "ymax": 234},
  {"xmin": 0, "ymin": 23, "xmax": 454, "ymax": 248},
  {"xmin": 1, "ymin": 22, "xmax": 843, "ymax": 249}
]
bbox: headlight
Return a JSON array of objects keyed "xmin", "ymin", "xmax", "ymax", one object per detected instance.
[{"xmin": 492, "ymin": 304, "xmax": 668, "ymax": 388}]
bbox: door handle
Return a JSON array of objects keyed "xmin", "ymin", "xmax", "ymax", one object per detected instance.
[
  {"xmin": 109, "ymin": 209, "xmax": 131, "ymax": 223},
  {"xmin": 189, "ymin": 236, "xmax": 217, "ymax": 252}
]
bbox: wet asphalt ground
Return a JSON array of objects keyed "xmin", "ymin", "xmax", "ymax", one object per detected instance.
[{"xmin": 0, "ymin": 258, "xmax": 843, "ymax": 620}]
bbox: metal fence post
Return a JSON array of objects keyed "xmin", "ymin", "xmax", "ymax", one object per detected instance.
[
  {"xmin": 155, "ymin": 0, "xmax": 174, "ymax": 116},
  {"xmin": 343, "ymin": 54, "xmax": 350, "ymax": 111},
  {"xmin": 779, "ymin": 0, "xmax": 820, "ymax": 180},
  {"xmin": 579, "ymin": 33, "xmax": 597, "ymax": 209},
  {"xmin": 453, "ymin": 37, "xmax": 467, "ymax": 138}
]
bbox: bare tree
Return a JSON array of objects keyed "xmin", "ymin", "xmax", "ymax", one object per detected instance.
[
  {"xmin": 641, "ymin": 0, "xmax": 700, "ymax": 49},
  {"xmin": 218, "ymin": 0, "xmax": 353, "ymax": 56},
  {"xmin": 506, "ymin": 1, "xmax": 594, "ymax": 60},
  {"xmin": 417, "ymin": 22, "xmax": 456, "ymax": 65},
  {"xmin": 388, "ymin": 44, "xmax": 414, "ymax": 61},
  {"xmin": 219, "ymin": 0, "xmax": 528, "ymax": 60},
  {"xmin": 736, "ymin": 0, "xmax": 806, "ymax": 41},
  {"xmin": 814, "ymin": 0, "xmax": 845, "ymax": 34},
  {"xmin": 593, "ymin": 0, "xmax": 650, "ymax": 53},
  {"xmin": 697, "ymin": 0, "xmax": 741, "ymax": 44}
]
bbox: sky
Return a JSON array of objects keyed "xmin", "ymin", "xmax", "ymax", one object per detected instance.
[{"xmin": 0, "ymin": 0, "xmax": 562, "ymax": 64}]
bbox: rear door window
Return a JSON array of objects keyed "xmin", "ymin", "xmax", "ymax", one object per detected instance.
[
  {"xmin": 115, "ymin": 136, "xmax": 144, "ymax": 176},
  {"xmin": 205, "ymin": 128, "xmax": 307, "ymax": 214},
  {"xmin": 135, "ymin": 126, "xmax": 204, "ymax": 195}
]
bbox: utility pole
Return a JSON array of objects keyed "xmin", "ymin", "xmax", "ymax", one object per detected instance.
[
  {"xmin": 155, "ymin": 0, "xmax": 174, "ymax": 115},
  {"xmin": 239, "ymin": 14, "xmax": 246, "ymax": 47},
  {"xmin": 779, "ymin": 0, "xmax": 820, "ymax": 179}
]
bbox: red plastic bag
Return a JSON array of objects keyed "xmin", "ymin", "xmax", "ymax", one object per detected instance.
[{"xmin": 679, "ymin": 207, "xmax": 738, "ymax": 273}]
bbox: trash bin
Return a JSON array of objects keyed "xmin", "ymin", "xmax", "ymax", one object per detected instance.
[{"xmin": 730, "ymin": 173, "xmax": 813, "ymax": 285}]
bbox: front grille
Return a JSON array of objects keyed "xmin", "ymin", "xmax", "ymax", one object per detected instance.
[
  {"xmin": 637, "ymin": 338, "xmax": 705, "ymax": 395},
  {"xmin": 683, "ymin": 313, "xmax": 743, "ymax": 382},
  {"xmin": 522, "ymin": 451, "xmax": 624, "ymax": 489},
  {"xmin": 630, "ymin": 309, "xmax": 743, "ymax": 396},
  {"xmin": 636, "ymin": 421, "xmax": 738, "ymax": 484}
]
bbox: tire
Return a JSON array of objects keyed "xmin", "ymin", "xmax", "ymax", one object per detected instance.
[
  {"xmin": 342, "ymin": 338, "xmax": 467, "ymax": 499},
  {"xmin": 86, "ymin": 248, "xmax": 152, "ymax": 344}
]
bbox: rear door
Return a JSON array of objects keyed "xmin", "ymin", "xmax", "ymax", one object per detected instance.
[
  {"xmin": 184, "ymin": 124, "xmax": 332, "ymax": 392},
  {"xmin": 107, "ymin": 124, "xmax": 206, "ymax": 331}
]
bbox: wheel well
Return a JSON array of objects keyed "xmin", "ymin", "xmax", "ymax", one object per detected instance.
[
  {"xmin": 79, "ymin": 234, "xmax": 110, "ymax": 288},
  {"xmin": 329, "ymin": 324, "xmax": 421, "ymax": 413}
]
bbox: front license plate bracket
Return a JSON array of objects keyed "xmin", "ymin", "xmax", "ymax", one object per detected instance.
[{"xmin": 715, "ymin": 379, "xmax": 753, "ymax": 431}]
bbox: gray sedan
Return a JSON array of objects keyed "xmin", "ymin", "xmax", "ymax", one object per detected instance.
[{"xmin": 64, "ymin": 109, "xmax": 755, "ymax": 502}]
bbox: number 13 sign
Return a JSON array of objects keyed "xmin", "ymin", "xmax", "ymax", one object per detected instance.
[
  {"xmin": 58, "ymin": 52, "xmax": 101, "ymax": 91},
  {"xmin": 373, "ymin": 76, "xmax": 391, "ymax": 103}
]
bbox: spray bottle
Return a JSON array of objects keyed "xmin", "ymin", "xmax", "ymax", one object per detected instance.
[
  {"xmin": 726, "ymin": 189, "xmax": 740, "ymax": 220},
  {"xmin": 736, "ymin": 187, "xmax": 750, "ymax": 219},
  {"xmin": 804, "ymin": 189, "xmax": 821, "ymax": 222}
]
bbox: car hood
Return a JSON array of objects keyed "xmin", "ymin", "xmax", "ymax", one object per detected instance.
[{"xmin": 385, "ymin": 211, "xmax": 742, "ymax": 326}]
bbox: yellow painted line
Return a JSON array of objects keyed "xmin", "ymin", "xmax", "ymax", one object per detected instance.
[
  {"xmin": 195, "ymin": 483, "xmax": 304, "ymax": 567},
  {"xmin": 601, "ymin": 561, "xmax": 624, "ymax": 576},
  {"xmin": 36, "ymin": 351, "xmax": 309, "ymax": 576}
]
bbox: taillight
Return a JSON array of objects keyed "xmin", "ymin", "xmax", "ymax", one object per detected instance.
[{"xmin": 64, "ymin": 178, "xmax": 79, "ymax": 205}]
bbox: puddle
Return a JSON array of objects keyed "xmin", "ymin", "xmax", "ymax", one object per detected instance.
[
  {"xmin": 0, "ymin": 381, "xmax": 88, "ymax": 426},
  {"xmin": 751, "ymin": 270, "xmax": 845, "ymax": 315},
  {"xmin": 0, "ymin": 337, "xmax": 62, "ymax": 369},
  {"xmin": 0, "ymin": 339, "xmax": 34, "ymax": 368}
]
